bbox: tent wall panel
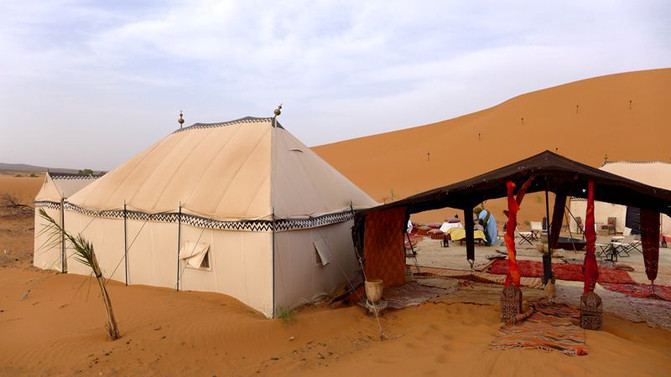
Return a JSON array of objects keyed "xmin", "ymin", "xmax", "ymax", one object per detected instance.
[
  {"xmin": 33, "ymin": 207, "xmax": 63, "ymax": 271},
  {"xmin": 149, "ymin": 222, "xmax": 179, "ymax": 288},
  {"xmin": 63, "ymin": 211, "xmax": 125, "ymax": 282},
  {"xmin": 179, "ymin": 225, "xmax": 274, "ymax": 317},
  {"xmin": 124, "ymin": 219, "xmax": 155, "ymax": 286},
  {"xmin": 570, "ymin": 199, "xmax": 669, "ymax": 235},
  {"xmin": 273, "ymin": 221, "xmax": 359, "ymax": 312}
]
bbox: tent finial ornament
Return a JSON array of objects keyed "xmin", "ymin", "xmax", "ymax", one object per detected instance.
[
  {"xmin": 272, "ymin": 104, "xmax": 282, "ymax": 128},
  {"xmin": 178, "ymin": 111, "xmax": 185, "ymax": 129}
]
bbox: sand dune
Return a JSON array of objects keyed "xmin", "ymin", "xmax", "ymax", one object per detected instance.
[{"xmin": 314, "ymin": 68, "xmax": 671, "ymax": 225}]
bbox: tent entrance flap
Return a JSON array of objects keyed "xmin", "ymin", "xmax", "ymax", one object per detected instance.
[{"xmin": 180, "ymin": 242, "xmax": 210, "ymax": 268}]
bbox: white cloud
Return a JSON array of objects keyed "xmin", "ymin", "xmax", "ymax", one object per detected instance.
[{"xmin": 0, "ymin": 0, "xmax": 669, "ymax": 169}]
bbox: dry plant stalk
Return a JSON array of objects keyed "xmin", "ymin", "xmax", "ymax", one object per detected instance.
[
  {"xmin": 0, "ymin": 193, "xmax": 33, "ymax": 216},
  {"xmin": 38, "ymin": 208, "xmax": 120, "ymax": 340}
]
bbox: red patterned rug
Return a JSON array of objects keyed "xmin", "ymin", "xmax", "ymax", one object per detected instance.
[
  {"xmin": 600, "ymin": 283, "xmax": 671, "ymax": 301},
  {"xmin": 491, "ymin": 302, "xmax": 588, "ymax": 356},
  {"xmin": 488, "ymin": 259, "xmax": 635, "ymax": 284}
]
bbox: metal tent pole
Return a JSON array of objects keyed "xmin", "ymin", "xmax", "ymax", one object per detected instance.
[
  {"xmin": 60, "ymin": 197, "xmax": 66, "ymax": 273},
  {"xmin": 124, "ymin": 201, "xmax": 128, "ymax": 285},
  {"xmin": 177, "ymin": 202, "xmax": 182, "ymax": 291}
]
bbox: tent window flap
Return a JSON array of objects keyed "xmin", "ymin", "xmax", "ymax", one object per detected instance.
[
  {"xmin": 313, "ymin": 239, "xmax": 330, "ymax": 266},
  {"xmin": 180, "ymin": 241, "xmax": 210, "ymax": 269}
]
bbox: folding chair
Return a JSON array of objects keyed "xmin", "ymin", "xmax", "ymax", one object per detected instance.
[
  {"xmin": 595, "ymin": 243, "xmax": 611, "ymax": 259},
  {"xmin": 517, "ymin": 231, "xmax": 534, "ymax": 245},
  {"xmin": 610, "ymin": 242, "xmax": 630, "ymax": 259},
  {"xmin": 530, "ymin": 221, "xmax": 543, "ymax": 240},
  {"xmin": 621, "ymin": 240, "xmax": 642, "ymax": 254}
]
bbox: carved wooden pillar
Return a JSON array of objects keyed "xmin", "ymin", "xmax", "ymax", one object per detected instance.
[
  {"xmin": 500, "ymin": 285, "xmax": 522, "ymax": 322},
  {"xmin": 580, "ymin": 292, "xmax": 603, "ymax": 330}
]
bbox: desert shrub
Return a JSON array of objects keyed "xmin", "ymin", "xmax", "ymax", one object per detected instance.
[{"xmin": 277, "ymin": 306, "xmax": 297, "ymax": 324}]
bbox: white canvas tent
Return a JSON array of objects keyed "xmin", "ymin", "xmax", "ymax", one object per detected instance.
[
  {"xmin": 569, "ymin": 161, "xmax": 671, "ymax": 235},
  {"xmin": 35, "ymin": 117, "xmax": 377, "ymax": 318},
  {"xmin": 33, "ymin": 173, "xmax": 99, "ymax": 271}
]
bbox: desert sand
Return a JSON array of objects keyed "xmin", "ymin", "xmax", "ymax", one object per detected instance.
[
  {"xmin": 2, "ymin": 70, "xmax": 671, "ymax": 376},
  {"xmin": 2, "ymin": 177, "xmax": 671, "ymax": 376},
  {"xmin": 314, "ymin": 68, "xmax": 671, "ymax": 225}
]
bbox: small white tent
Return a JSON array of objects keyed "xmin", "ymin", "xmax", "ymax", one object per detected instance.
[
  {"xmin": 35, "ymin": 117, "xmax": 377, "ymax": 317},
  {"xmin": 569, "ymin": 161, "xmax": 671, "ymax": 235},
  {"xmin": 33, "ymin": 173, "xmax": 99, "ymax": 271}
]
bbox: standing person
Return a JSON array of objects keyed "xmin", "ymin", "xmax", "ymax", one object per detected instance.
[{"xmin": 474, "ymin": 207, "xmax": 498, "ymax": 246}]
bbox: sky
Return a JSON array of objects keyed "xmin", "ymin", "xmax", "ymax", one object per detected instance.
[{"xmin": 1, "ymin": 0, "xmax": 669, "ymax": 170}]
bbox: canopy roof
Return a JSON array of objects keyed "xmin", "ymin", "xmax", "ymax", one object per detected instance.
[
  {"xmin": 35, "ymin": 172, "xmax": 99, "ymax": 202},
  {"xmin": 357, "ymin": 150, "xmax": 671, "ymax": 217},
  {"xmin": 68, "ymin": 117, "xmax": 377, "ymax": 221}
]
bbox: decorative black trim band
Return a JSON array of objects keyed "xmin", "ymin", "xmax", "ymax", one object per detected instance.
[
  {"xmin": 48, "ymin": 173, "xmax": 101, "ymax": 180},
  {"xmin": 173, "ymin": 116, "xmax": 284, "ymax": 134},
  {"xmin": 35, "ymin": 201, "xmax": 62, "ymax": 210},
  {"xmin": 36, "ymin": 201, "xmax": 354, "ymax": 232}
]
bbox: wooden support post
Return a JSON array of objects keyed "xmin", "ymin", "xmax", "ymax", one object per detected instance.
[
  {"xmin": 60, "ymin": 198, "xmax": 67, "ymax": 273},
  {"xmin": 543, "ymin": 181, "xmax": 553, "ymax": 284},
  {"xmin": 549, "ymin": 190, "xmax": 567, "ymax": 249},
  {"xmin": 124, "ymin": 201, "xmax": 128, "ymax": 286},
  {"xmin": 177, "ymin": 202, "xmax": 181, "ymax": 291},
  {"xmin": 464, "ymin": 207, "xmax": 475, "ymax": 263}
]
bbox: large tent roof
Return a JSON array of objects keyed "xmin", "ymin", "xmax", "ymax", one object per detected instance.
[
  {"xmin": 68, "ymin": 117, "xmax": 377, "ymax": 221},
  {"xmin": 357, "ymin": 150, "xmax": 671, "ymax": 217},
  {"xmin": 600, "ymin": 160, "xmax": 671, "ymax": 192}
]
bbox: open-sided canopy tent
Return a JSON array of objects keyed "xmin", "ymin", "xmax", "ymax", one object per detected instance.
[
  {"xmin": 354, "ymin": 151, "xmax": 671, "ymax": 288},
  {"xmin": 33, "ymin": 172, "xmax": 99, "ymax": 271},
  {"xmin": 35, "ymin": 117, "xmax": 377, "ymax": 318},
  {"xmin": 570, "ymin": 161, "xmax": 671, "ymax": 235}
]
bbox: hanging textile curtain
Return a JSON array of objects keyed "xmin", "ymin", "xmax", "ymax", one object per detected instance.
[
  {"xmin": 363, "ymin": 207, "xmax": 407, "ymax": 288},
  {"xmin": 503, "ymin": 177, "xmax": 534, "ymax": 287},
  {"xmin": 583, "ymin": 181, "xmax": 599, "ymax": 293},
  {"xmin": 640, "ymin": 209, "xmax": 660, "ymax": 284}
]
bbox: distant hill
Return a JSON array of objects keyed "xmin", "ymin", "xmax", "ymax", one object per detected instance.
[
  {"xmin": 0, "ymin": 163, "xmax": 98, "ymax": 175},
  {"xmin": 313, "ymin": 68, "xmax": 671, "ymax": 225}
]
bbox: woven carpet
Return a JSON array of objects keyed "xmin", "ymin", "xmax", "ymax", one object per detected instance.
[
  {"xmin": 488, "ymin": 259, "xmax": 635, "ymax": 284},
  {"xmin": 384, "ymin": 282, "xmax": 448, "ymax": 309},
  {"xmin": 490, "ymin": 302, "xmax": 588, "ymax": 356},
  {"xmin": 417, "ymin": 266, "xmax": 544, "ymax": 289},
  {"xmin": 600, "ymin": 283, "xmax": 671, "ymax": 302}
]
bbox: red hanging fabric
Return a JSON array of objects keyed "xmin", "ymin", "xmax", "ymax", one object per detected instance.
[
  {"xmin": 640, "ymin": 209, "xmax": 660, "ymax": 283},
  {"xmin": 583, "ymin": 181, "xmax": 599, "ymax": 293},
  {"xmin": 504, "ymin": 181, "xmax": 520, "ymax": 287},
  {"xmin": 503, "ymin": 177, "xmax": 534, "ymax": 287}
]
